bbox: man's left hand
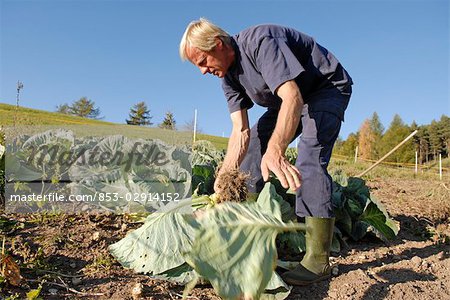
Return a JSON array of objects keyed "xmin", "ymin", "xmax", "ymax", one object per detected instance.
[{"xmin": 261, "ymin": 148, "xmax": 301, "ymax": 191}]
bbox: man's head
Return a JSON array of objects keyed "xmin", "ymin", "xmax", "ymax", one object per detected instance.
[{"xmin": 179, "ymin": 18, "xmax": 235, "ymax": 78}]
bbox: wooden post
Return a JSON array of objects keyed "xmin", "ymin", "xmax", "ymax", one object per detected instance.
[
  {"xmin": 415, "ymin": 151, "xmax": 418, "ymax": 174},
  {"xmin": 439, "ymin": 153, "xmax": 442, "ymax": 180},
  {"xmin": 193, "ymin": 109, "xmax": 198, "ymax": 143},
  {"xmin": 354, "ymin": 146, "xmax": 358, "ymax": 163},
  {"xmin": 357, "ymin": 130, "xmax": 418, "ymax": 177}
]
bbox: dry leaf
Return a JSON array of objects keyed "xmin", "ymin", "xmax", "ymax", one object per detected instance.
[{"xmin": 1, "ymin": 254, "xmax": 23, "ymax": 286}]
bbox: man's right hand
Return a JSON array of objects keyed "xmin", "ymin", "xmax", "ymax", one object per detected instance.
[
  {"xmin": 215, "ymin": 109, "xmax": 250, "ymax": 193},
  {"xmin": 213, "ymin": 171, "xmax": 224, "ymax": 194}
]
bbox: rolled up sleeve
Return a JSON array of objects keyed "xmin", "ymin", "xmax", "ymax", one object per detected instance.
[{"xmin": 222, "ymin": 76, "xmax": 254, "ymax": 113}]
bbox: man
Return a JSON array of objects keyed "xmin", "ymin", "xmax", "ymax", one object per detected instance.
[{"xmin": 180, "ymin": 18, "xmax": 352, "ymax": 285}]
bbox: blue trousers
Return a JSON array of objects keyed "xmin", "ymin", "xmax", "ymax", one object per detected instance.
[{"xmin": 240, "ymin": 93, "xmax": 349, "ymax": 218}]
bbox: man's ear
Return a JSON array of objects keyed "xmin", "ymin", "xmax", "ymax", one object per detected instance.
[{"xmin": 215, "ymin": 37, "xmax": 223, "ymax": 49}]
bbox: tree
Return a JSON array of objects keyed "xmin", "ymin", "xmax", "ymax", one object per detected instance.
[
  {"xmin": 416, "ymin": 125, "xmax": 430, "ymax": 163},
  {"xmin": 369, "ymin": 112, "xmax": 384, "ymax": 136},
  {"xmin": 369, "ymin": 112, "xmax": 384, "ymax": 158},
  {"xmin": 126, "ymin": 102, "xmax": 152, "ymax": 126},
  {"xmin": 428, "ymin": 119, "xmax": 443, "ymax": 159},
  {"xmin": 332, "ymin": 136, "xmax": 344, "ymax": 155},
  {"xmin": 159, "ymin": 111, "xmax": 176, "ymax": 130},
  {"xmin": 56, "ymin": 103, "xmax": 71, "ymax": 114},
  {"xmin": 380, "ymin": 114, "xmax": 414, "ymax": 163},
  {"xmin": 181, "ymin": 118, "xmax": 202, "ymax": 133},
  {"xmin": 69, "ymin": 97, "xmax": 101, "ymax": 119},
  {"xmin": 340, "ymin": 132, "xmax": 359, "ymax": 158},
  {"xmin": 358, "ymin": 119, "xmax": 375, "ymax": 160},
  {"xmin": 439, "ymin": 115, "xmax": 450, "ymax": 158},
  {"xmin": 410, "ymin": 120, "xmax": 420, "ymax": 161}
]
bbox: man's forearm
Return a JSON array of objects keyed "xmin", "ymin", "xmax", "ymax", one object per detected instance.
[
  {"xmin": 220, "ymin": 128, "xmax": 250, "ymax": 172},
  {"xmin": 267, "ymin": 82, "xmax": 303, "ymax": 154}
]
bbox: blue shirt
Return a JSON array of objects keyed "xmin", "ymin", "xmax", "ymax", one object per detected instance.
[{"xmin": 222, "ymin": 24, "xmax": 353, "ymax": 120}]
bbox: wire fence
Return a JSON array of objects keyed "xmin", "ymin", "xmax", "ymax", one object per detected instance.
[{"xmin": 332, "ymin": 153, "xmax": 449, "ymax": 179}]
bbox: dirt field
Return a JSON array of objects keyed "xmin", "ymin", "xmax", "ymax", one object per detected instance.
[{"xmin": 1, "ymin": 177, "xmax": 449, "ymax": 300}]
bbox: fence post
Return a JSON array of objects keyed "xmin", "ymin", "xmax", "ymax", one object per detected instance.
[
  {"xmin": 193, "ymin": 109, "xmax": 198, "ymax": 143},
  {"xmin": 415, "ymin": 151, "xmax": 418, "ymax": 174},
  {"xmin": 354, "ymin": 146, "xmax": 358, "ymax": 163},
  {"xmin": 439, "ymin": 153, "xmax": 442, "ymax": 180}
]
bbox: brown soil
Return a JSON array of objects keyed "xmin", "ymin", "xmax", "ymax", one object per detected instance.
[{"xmin": 1, "ymin": 177, "xmax": 449, "ymax": 300}]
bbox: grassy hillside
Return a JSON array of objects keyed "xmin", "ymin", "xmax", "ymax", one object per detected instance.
[
  {"xmin": 0, "ymin": 103, "xmax": 228, "ymax": 149},
  {"xmin": 0, "ymin": 103, "xmax": 115, "ymax": 126}
]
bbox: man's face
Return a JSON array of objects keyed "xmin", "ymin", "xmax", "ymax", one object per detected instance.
[{"xmin": 186, "ymin": 39, "xmax": 233, "ymax": 78}]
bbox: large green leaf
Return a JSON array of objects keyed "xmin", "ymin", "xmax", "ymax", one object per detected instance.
[
  {"xmin": 277, "ymin": 231, "xmax": 306, "ymax": 254},
  {"xmin": 358, "ymin": 196, "xmax": 399, "ymax": 242},
  {"xmin": 334, "ymin": 204, "xmax": 353, "ymax": 236},
  {"xmin": 262, "ymin": 272, "xmax": 291, "ymax": 300},
  {"xmin": 184, "ymin": 198, "xmax": 302, "ymax": 300},
  {"xmin": 4, "ymin": 153, "xmax": 43, "ymax": 182},
  {"xmin": 191, "ymin": 140, "xmax": 224, "ymax": 167},
  {"xmin": 345, "ymin": 198, "xmax": 365, "ymax": 220},
  {"xmin": 150, "ymin": 263, "xmax": 197, "ymax": 284},
  {"xmin": 258, "ymin": 183, "xmax": 305, "ymax": 256},
  {"xmin": 192, "ymin": 164, "xmax": 215, "ymax": 195},
  {"xmin": 331, "ymin": 174, "xmax": 398, "ymax": 242},
  {"xmin": 256, "ymin": 183, "xmax": 283, "ymax": 219},
  {"xmin": 109, "ymin": 198, "xmax": 202, "ymax": 275},
  {"xmin": 22, "ymin": 129, "xmax": 74, "ymax": 150},
  {"xmin": 345, "ymin": 177, "xmax": 370, "ymax": 208},
  {"xmin": 69, "ymin": 137, "xmax": 192, "ymax": 213},
  {"xmin": 257, "ymin": 182, "xmax": 296, "ymax": 223}
]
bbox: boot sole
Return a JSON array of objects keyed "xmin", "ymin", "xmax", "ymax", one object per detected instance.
[{"xmin": 283, "ymin": 273, "xmax": 331, "ymax": 286}]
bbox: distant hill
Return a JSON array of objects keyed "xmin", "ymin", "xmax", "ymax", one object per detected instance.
[{"xmin": 0, "ymin": 103, "xmax": 228, "ymax": 150}]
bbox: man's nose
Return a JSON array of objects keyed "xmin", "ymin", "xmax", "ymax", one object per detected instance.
[{"xmin": 200, "ymin": 66, "xmax": 210, "ymax": 75}]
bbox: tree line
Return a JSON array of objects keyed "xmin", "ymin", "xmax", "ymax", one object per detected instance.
[
  {"xmin": 56, "ymin": 98, "xmax": 191, "ymax": 131},
  {"xmin": 334, "ymin": 112, "xmax": 450, "ymax": 164}
]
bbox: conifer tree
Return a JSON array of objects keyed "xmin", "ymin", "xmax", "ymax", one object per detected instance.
[
  {"xmin": 369, "ymin": 112, "xmax": 384, "ymax": 158},
  {"xmin": 341, "ymin": 132, "xmax": 359, "ymax": 158},
  {"xmin": 380, "ymin": 114, "xmax": 413, "ymax": 163},
  {"xmin": 126, "ymin": 102, "xmax": 152, "ymax": 126},
  {"xmin": 428, "ymin": 120, "xmax": 443, "ymax": 159},
  {"xmin": 416, "ymin": 125, "xmax": 430, "ymax": 163},
  {"xmin": 440, "ymin": 115, "xmax": 450, "ymax": 158},
  {"xmin": 69, "ymin": 97, "xmax": 101, "ymax": 119},
  {"xmin": 56, "ymin": 97, "xmax": 102, "ymax": 119},
  {"xmin": 159, "ymin": 111, "xmax": 176, "ymax": 130}
]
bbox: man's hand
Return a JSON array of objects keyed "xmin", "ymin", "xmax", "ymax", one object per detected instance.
[
  {"xmin": 261, "ymin": 147, "xmax": 301, "ymax": 191},
  {"xmin": 214, "ymin": 109, "xmax": 250, "ymax": 194},
  {"xmin": 213, "ymin": 170, "xmax": 224, "ymax": 194},
  {"xmin": 261, "ymin": 80, "xmax": 303, "ymax": 191}
]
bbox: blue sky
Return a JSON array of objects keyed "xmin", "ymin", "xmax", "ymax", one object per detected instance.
[{"xmin": 1, "ymin": 0, "xmax": 449, "ymax": 140}]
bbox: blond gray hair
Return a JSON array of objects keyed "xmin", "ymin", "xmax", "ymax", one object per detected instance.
[{"xmin": 179, "ymin": 18, "xmax": 231, "ymax": 61}]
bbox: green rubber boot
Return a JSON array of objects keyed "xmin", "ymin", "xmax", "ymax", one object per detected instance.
[{"xmin": 282, "ymin": 217, "xmax": 335, "ymax": 285}]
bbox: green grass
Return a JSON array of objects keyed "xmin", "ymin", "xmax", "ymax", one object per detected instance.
[
  {"xmin": 0, "ymin": 103, "xmax": 229, "ymax": 149},
  {"xmin": 422, "ymin": 156, "xmax": 450, "ymax": 169},
  {"xmin": 196, "ymin": 133, "xmax": 228, "ymax": 150},
  {"xmin": 0, "ymin": 103, "xmax": 115, "ymax": 126}
]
